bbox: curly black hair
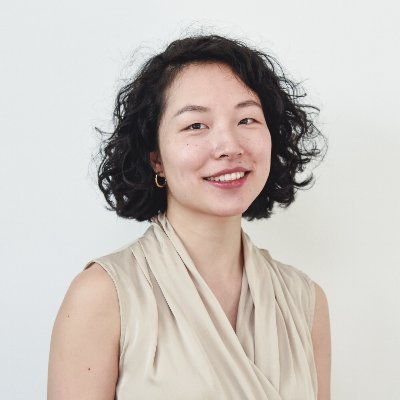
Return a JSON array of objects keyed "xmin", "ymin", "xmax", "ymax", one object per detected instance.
[{"xmin": 95, "ymin": 34, "xmax": 326, "ymax": 222}]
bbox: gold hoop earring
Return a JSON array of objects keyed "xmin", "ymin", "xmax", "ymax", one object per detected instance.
[{"xmin": 154, "ymin": 173, "xmax": 167, "ymax": 188}]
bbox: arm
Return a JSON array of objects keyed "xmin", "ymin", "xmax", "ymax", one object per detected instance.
[
  {"xmin": 47, "ymin": 263, "xmax": 120, "ymax": 400},
  {"xmin": 311, "ymin": 282, "xmax": 332, "ymax": 400}
]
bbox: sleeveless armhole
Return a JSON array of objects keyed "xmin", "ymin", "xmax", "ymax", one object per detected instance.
[
  {"xmin": 285, "ymin": 264, "xmax": 316, "ymax": 333},
  {"xmin": 83, "ymin": 260, "xmax": 126, "ymax": 363},
  {"xmin": 304, "ymin": 275, "xmax": 316, "ymax": 332}
]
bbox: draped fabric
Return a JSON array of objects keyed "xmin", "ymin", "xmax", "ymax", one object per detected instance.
[{"xmin": 85, "ymin": 213, "xmax": 317, "ymax": 399}]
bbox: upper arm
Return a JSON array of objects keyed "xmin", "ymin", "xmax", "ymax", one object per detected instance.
[
  {"xmin": 311, "ymin": 281, "xmax": 331, "ymax": 400},
  {"xmin": 48, "ymin": 263, "xmax": 120, "ymax": 400}
]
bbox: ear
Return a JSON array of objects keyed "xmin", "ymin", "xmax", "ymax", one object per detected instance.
[{"xmin": 149, "ymin": 151, "xmax": 165, "ymax": 177}]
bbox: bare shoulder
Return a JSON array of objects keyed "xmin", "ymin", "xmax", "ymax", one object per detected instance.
[
  {"xmin": 311, "ymin": 281, "xmax": 331, "ymax": 400},
  {"xmin": 48, "ymin": 263, "xmax": 120, "ymax": 400},
  {"xmin": 57, "ymin": 263, "xmax": 120, "ymax": 326},
  {"xmin": 67, "ymin": 263, "xmax": 118, "ymax": 306}
]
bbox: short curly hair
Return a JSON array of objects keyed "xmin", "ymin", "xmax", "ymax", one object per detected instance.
[{"xmin": 96, "ymin": 34, "xmax": 326, "ymax": 222}]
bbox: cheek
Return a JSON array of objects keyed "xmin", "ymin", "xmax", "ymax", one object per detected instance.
[
  {"xmin": 263, "ymin": 140, "xmax": 272, "ymax": 172},
  {"xmin": 164, "ymin": 141, "xmax": 208, "ymax": 175},
  {"xmin": 264, "ymin": 138, "xmax": 272, "ymax": 164},
  {"xmin": 248, "ymin": 131, "xmax": 272, "ymax": 164}
]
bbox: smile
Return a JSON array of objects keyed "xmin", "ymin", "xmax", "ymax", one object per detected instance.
[{"xmin": 204, "ymin": 171, "xmax": 246, "ymax": 182}]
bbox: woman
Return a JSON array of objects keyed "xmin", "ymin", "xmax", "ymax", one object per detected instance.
[{"xmin": 48, "ymin": 35, "xmax": 331, "ymax": 399}]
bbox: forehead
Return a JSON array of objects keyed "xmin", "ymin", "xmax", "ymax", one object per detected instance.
[{"xmin": 163, "ymin": 62, "xmax": 259, "ymax": 113}]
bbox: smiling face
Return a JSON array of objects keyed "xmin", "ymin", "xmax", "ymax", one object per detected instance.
[{"xmin": 150, "ymin": 62, "xmax": 272, "ymax": 220}]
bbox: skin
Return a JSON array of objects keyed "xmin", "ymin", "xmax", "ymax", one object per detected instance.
[{"xmin": 47, "ymin": 62, "xmax": 331, "ymax": 399}]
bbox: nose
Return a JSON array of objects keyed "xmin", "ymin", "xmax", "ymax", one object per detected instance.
[{"xmin": 212, "ymin": 128, "xmax": 244, "ymax": 159}]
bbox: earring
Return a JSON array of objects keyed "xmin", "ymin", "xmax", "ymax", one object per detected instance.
[{"xmin": 154, "ymin": 172, "xmax": 167, "ymax": 188}]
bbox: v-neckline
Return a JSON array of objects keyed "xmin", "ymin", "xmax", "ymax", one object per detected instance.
[{"xmin": 156, "ymin": 213, "xmax": 249, "ymax": 337}]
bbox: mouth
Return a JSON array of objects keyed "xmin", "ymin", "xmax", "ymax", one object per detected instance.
[{"xmin": 203, "ymin": 171, "xmax": 250, "ymax": 183}]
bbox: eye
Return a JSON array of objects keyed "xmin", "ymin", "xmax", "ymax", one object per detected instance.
[
  {"xmin": 185, "ymin": 122, "xmax": 207, "ymax": 130},
  {"xmin": 238, "ymin": 117, "xmax": 256, "ymax": 125}
]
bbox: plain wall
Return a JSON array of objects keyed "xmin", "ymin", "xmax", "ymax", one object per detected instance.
[{"xmin": 1, "ymin": 0, "xmax": 399, "ymax": 398}]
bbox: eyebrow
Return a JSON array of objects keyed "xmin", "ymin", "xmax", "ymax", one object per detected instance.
[{"xmin": 172, "ymin": 99, "xmax": 262, "ymax": 118}]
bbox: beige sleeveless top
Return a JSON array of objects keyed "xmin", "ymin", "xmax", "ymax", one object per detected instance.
[{"xmin": 84, "ymin": 213, "xmax": 317, "ymax": 399}]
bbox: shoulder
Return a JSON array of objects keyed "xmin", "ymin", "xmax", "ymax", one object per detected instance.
[
  {"xmin": 265, "ymin": 250, "xmax": 314, "ymax": 290},
  {"xmin": 260, "ymin": 248, "xmax": 313, "ymax": 288},
  {"xmin": 51, "ymin": 263, "xmax": 120, "ymax": 350},
  {"xmin": 68, "ymin": 262, "xmax": 119, "ymax": 311},
  {"xmin": 48, "ymin": 263, "xmax": 120, "ymax": 399},
  {"xmin": 260, "ymin": 249, "xmax": 315, "ymax": 294},
  {"xmin": 259, "ymin": 248, "xmax": 317, "ymax": 330},
  {"xmin": 84, "ymin": 236, "xmax": 152, "ymax": 286}
]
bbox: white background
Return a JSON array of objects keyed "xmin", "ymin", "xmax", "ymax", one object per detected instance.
[{"xmin": 1, "ymin": 0, "xmax": 399, "ymax": 398}]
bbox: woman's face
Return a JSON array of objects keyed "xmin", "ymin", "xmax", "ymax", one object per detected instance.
[{"xmin": 151, "ymin": 62, "xmax": 272, "ymax": 219}]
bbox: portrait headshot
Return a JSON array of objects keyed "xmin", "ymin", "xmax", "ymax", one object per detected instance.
[{"xmin": 1, "ymin": 1, "xmax": 399, "ymax": 399}]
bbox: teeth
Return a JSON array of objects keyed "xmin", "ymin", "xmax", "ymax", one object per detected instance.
[{"xmin": 206, "ymin": 171, "xmax": 246, "ymax": 182}]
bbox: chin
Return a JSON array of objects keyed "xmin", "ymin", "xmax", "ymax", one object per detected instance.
[{"xmin": 205, "ymin": 204, "xmax": 250, "ymax": 218}]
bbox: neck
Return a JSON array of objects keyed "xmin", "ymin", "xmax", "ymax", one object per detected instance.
[{"xmin": 165, "ymin": 207, "xmax": 243, "ymax": 283}]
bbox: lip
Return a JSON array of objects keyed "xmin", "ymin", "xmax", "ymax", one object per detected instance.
[
  {"xmin": 204, "ymin": 171, "xmax": 250, "ymax": 189},
  {"xmin": 203, "ymin": 167, "xmax": 250, "ymax": 179}
]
